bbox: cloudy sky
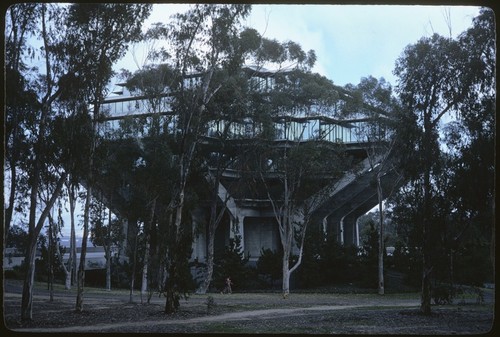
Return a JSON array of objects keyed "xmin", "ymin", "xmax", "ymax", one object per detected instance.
[{"xmin": 114, "ymin": 3, "xmax": 482, "ymax": 87}]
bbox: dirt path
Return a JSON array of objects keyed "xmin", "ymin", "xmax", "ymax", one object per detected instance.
[
  {"xmin": 5, "ymin": 279, "xmax": 493, "ymax": 334},
  {"xmin": 11, "ymin": 301, "xmax": 420, "ymax": 333}
]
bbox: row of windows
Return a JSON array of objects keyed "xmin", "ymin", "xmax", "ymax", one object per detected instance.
[
  {"xmin": 101, "ymin": 96, "xmax": 172, "ymax": 118},
  {"xmin": 99, "ymin": 116, "xmax": 385, "ymax": 144}
]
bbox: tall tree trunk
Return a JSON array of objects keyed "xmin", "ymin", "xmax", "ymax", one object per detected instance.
[
  {"xmin": 48, "ymin": 216, "xmax": 54, "ymax": 302},
  {"xmin": 5, "ymin": 153, "xmax": 17, "ymax": 234},
  {"xmin": 68, "ymin": 183, "xmax": 78, "ymax": 286},
  {"xmin": 141, "ymin": 239, "xmax": 150, "ymax": 303},
  {"xmin": 377, "ymin": 174, "xmax": 385, "ymax": 295},
  {"xmin": 105, "ymin": 243, "xmax": 111, "ymax": 291},
  {"xmin": 198, "ymin": 180, "xmax": 223, "ymax": 294},
  {"xmin": 420, "ymin": 114, "xmax": 433, "ymax": 315},
  {"xmin": 53, "ymin": 227, "xmax": 72, "ymax": 290},
  {"xmin": 21, "ymin": 172, "xmax": 67, "ymax": 321},
  {"xmin": 21, "ymin": 233, "xmax": 38, "ymax": 321},
  {"xmin": 282, "ymin": 250, "xmax": 290, "ymax": 298},
  {"xmin": 165, "ymin": 150, "xmax": 192, "ymax": 314},
  {"xmin": 141, "ymin": 198, "xmax": 156, "ymax": 302},
  {"xmin": 76, "ymin": 187, "xmax": 91, "ymax": 312},
  {"xmin": 105, "ymin": 207, "xmax": 112, "ymax": 291},
  {"xmin": 165, "ymin": 203, "xmax": 184, "ymax": 314},
  {"xmin": 199, "ymin": 234, "xmax": 214, "ymax": 294},
  {"xmin": 129, "ymin": 222, "xmax": 138, "ymax": 303}
]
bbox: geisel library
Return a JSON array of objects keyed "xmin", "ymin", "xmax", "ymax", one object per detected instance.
[{"xmin": 95, "ymin": 66, "xmax": 400, "ymax": 264}]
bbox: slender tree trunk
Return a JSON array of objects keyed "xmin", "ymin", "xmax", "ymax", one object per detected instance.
[
  {"xmin": 165, "ymin": 203, "xmax": 184, "ymax": 314},
  {"xmin": 54, "ymin": 234, "xmax": 72, "ymax": 290},
  {"xmin": 282, "ymin": 250, "xmax": 290, "ymax": 298},
  {"xmin": 21, "ymin": 234, "xmax": 38, "ymax": 321},
  {"xmin": 105, "ymin": 207, "xmax": 112, "ymax": 291},
  {"xmin": 76, "ymin": 187, "xmax": 91, "ymax": 312},
  {"xmin": 129, "ymin": 222, "xmax": 138, "ymax": 303},
  {"xmin": 199, "ymin": 234, "xmax": 214, "ymax": 294},
  {"xmin": 198, "ymin": 182, "xmax": 221, "ymax": 294},
  {"xmin": 420, "ymin": 115, "xmax": 433, "ymax": 315},
  {"xmin": 105, "ymin": 244, "xmax": 111, "ymax": 291},
  {"xmin": 21, "ymin": 172, "xmax": 67, "ymax": 321},
  {"xmin": 68, "ymin": 183, "xmax": 77, "ymax": 286},
  {"xmin": 5, "ymin": 155, "xmax": 17, "ymax": 234},
  {"xmin": 141, "ymin": 239, "xmax": 150, "ymax": 303},
  {"xmin": 377, "ymin": 174, "xmax": 385, "ymax": 295},
  {"xmin": 165, "ymin": 152, "xmax": 191, "ymax": 314},
  {"xmin": 48, "ymin": 217, "xmax": 54, "ymax": 302},
  {"xmin": 141, "ymin": 198, "xmax": 156, "ymax": 302}
]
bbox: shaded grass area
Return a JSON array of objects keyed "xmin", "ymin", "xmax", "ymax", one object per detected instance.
[{"xmin": 3, "ymin": 278, "xmax": 495, "ymax": 334}]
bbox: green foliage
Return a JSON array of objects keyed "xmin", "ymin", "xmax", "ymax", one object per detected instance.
[
  {"xmin": 357, "ymin": 221, "xmax": 383, "ymax": 288},
  {"xmin": 6, "ymin": 225, "xmax": 30, "ymax": 253},
  {"xmin": 256, "ymin": 248, "xmax": 282, "ymax": 288},
  {"xmin": 319, "ymin": 236, "xmax": 360, "ymax": 285},
  {"xmin": 293, "ymin": 225, "xmax": 323, "ymax": 289}
]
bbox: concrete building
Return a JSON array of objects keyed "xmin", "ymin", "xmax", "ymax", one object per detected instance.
[{"xmin": 94, "ymin": 66, "xmax": 399, "ymax": 264}]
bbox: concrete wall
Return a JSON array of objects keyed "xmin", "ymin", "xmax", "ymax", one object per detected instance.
[{"xmin": 243, "ymin": 217, "xmax": 279, "ymax": 262}]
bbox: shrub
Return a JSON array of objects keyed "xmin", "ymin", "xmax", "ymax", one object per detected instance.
[{"xmin": 256, "ymin": 248, "xmax": 282, "ymax": 289}]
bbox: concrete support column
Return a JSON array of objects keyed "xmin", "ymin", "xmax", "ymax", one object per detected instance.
[
  {"xmin": 322, "ymin": 216, "xmax": 328, "ymax": 235},
  {"xmin": 339, "ymin": 216, "xmax": 345, "ymax": 245},
  {"xmin": 325, "ymin": 215, "xmax": 342, "ymax": 243},
  {"xmin": 342, "ymin": 214, "xmax": 359, "ymax": 246},
  {"xmin": 355, "ymin": 217, "xmax": 360, "ymax": 247}
]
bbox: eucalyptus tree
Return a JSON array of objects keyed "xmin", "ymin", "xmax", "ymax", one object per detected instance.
[
  {"xmin": 346, "ymin": 76, "xmax": 404, "ymax": 295},
  {"xmin": 121, "ymin": 50, "xmax": 177, "ymax": 301},
  {"xmin": 247, "ymin": 65, "xmax": 346, "ymax": 297},
  {"xmin": 437, "ymin": 8, "xmax": 495, "ymax": 284},
  {"xmin": 126, "ymin": 4, "xmax": 257, "ymax": 314},
  {"xmin": 393, "ymin": 8, "xmax": 495, "ymax": 315},
  {"xmin": 89, "ymin": 197, "xmax": 124, "ymax": 291},
  {"xmin": 4, "ymin": 3, "xmax": 39, "ymax": 234},
  {"xmin": 453, "ymin": 8, "xmax": 495, "ymax": 272},
  {"xmin": 6, "ymin": 3, "xmax": 151, "ymax": 320},
  {"xmin": 195, "ymin": 28, "xmax": 309, "ymax": 295},
  {"xmin": 61, "ymin": 3, "xmax": 151, "ymax": 312},
  {"xmin": 7, "ymin": 3, "xmax": 71, "ymax": 321}
]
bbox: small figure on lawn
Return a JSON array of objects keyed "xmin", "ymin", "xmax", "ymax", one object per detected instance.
[{"xmin": 221, "ymin": 276, "xmax": 233, "ymax": 294}]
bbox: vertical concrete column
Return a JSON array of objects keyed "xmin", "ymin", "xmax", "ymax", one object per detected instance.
[
  {"xmin": 355, "ymin": 217, "xmax": 360, "ymax": 247},
  {"xmin": 322, "ymin": 216, "xmax": 328, "ymax": 236},
  {"xmin": 325, "ymin": 215, "xmax": 342, "ymax": 243},
  {"xmin": 339, "ymin": 216, "xmax": 345, "ymax": 245},
  {"xmin": 342, "ymin": 214, "xmax": 358, "ymax": 246}
]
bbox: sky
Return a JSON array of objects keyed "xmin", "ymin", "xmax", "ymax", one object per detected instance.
[{"xmin": 114, "ymin": 4, "xmax": 482, "ymax": 88}]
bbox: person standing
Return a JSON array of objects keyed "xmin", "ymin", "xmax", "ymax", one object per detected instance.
[{"xmin": 222, "ymin": 277, "xmax": 233, "ymax": 294}]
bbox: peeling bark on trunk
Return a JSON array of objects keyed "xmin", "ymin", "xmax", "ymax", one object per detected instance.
[{"xmin": 282, "ymin": 253, "xmax": 290, "ymax": 298}]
